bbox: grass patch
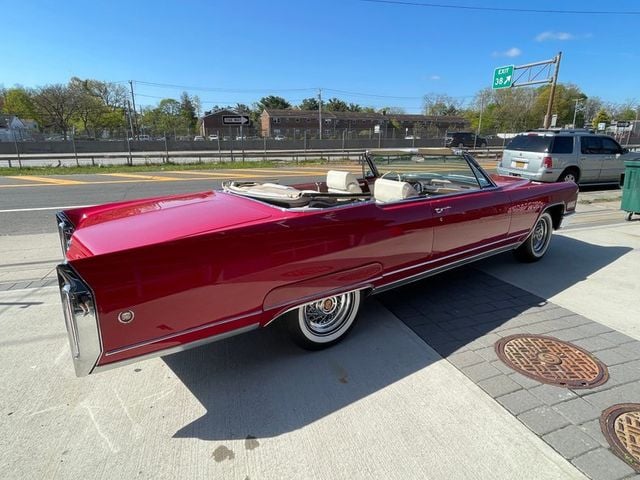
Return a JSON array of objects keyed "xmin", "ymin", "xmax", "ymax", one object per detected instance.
[{"xmin": 0, "ymin": 159, "xmax": 337, "ymax": 176}]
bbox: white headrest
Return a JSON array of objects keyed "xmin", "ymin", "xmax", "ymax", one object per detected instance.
[
  {"xmin": 374, "ymin": 178, "xmax": 418, "ymax": 203},
  {"xmin": 326, "ymin": 170, "xmax": 362, "ymax": 193}
]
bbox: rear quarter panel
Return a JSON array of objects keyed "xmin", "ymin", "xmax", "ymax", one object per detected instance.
[
  {"xmin": 70, "ymin": 199, "xmax": 436, "ymax": 367},
  {"xmin": 493, "ymin": 176, "xmax": 577, "ymax": 236}
]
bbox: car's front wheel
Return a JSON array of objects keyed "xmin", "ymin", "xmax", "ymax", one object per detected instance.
[
  {"xmin": 286, "ymin": 290, "xmax": 362, "ymax": 350},
  {"xmin": 513, "ymin": 212, "xmax": 553, "ymax": 263}
]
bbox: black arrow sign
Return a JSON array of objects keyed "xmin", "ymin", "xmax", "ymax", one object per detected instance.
[{"xmin": 222, "ymin": 115, "xmax": 250, "ymax": 125}]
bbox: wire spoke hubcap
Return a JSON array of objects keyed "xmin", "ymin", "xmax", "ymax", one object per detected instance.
[{"xmin": 303, "ymin": 293, "xmax": 354, "ymax": 336}]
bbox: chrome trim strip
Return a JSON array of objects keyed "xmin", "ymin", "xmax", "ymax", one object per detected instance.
[
  {"xmin": 93, "ymin": 324, "xmax": 260, "ymax": 374},
  {"xmin": 373, "ymin": 242, "xmax": 520, "ymax": 294},
  {"xmin": 382, "ymin": 234, "xmax": 524, "ymax": 279},
  {"xmin": 104, "ymin": 309, "xmax": 263, "ymax": 357}
]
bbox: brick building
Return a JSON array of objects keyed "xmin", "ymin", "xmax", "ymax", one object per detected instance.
[
  {"xmin": 260, "ymin": 109, "xmax": 468, "ymax": 139},
  {"xmin": 200, "ymin": 109, "xmax": 256, "ymax": 138}
]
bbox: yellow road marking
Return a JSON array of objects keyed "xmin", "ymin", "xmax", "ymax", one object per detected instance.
[
  {"xmin": 0, "ymin": 164, "xmax": 499, "ymax": 189},
  {"xmin": 98, "ymin": 173, "xmax": 183, "ymax": 181},
  {"xmin": 7, "ymin": 175, "xmax": 86, "ymax": 185}
]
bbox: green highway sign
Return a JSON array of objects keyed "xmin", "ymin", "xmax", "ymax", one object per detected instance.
[{"xmin": 493, "ymin": 65, "xmax": 514, "ymax": 89}]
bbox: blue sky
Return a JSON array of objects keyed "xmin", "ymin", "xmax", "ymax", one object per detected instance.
[{"xmin": 2, "ymin": 0, "xmax": 638, "ymax": 112}]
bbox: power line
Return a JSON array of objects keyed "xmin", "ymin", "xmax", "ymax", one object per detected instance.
[
  {"xmin": 359, "ymin": 0, "xmax": 640, "ymax": 15},
  {"xmin": 133, "ymin": 80, "xmax": 316, "ymax": 94}
]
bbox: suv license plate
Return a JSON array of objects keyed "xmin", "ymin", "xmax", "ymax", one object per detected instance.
[{"xmin": 511, "ymin": 161, "xmax": 526, "ymax": 169}]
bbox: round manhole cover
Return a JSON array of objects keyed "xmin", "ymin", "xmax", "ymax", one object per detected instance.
[
  {"xmin": 601, "ymin": 404, "xmax": 640, "ymax": 472},
  {"xmin": 494, "ymin": 334, "xmax": 608, "ymax": 389}
]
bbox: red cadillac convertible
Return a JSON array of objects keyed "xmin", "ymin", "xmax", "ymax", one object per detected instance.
[{"xmin": 56, "ymin": 148, "xmax": 578, "ymax": 376}]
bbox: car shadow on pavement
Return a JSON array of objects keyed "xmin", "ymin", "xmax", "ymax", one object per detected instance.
[
  {"xmin": 163, "ymin": 235, "xmax": 631, "ymax": 441},
  {"xmin": 163, "ymin": 300, "xmax": 439, "ymax": 441}
]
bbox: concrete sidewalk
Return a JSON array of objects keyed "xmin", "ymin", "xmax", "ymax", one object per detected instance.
[{"xmin": 0, "ymin": 286, "xmax": 582, "ymax": 480}]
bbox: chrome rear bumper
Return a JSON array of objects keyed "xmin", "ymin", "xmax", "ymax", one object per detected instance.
[{"xmin": 57, "ymin": 264, "xmax": 102, "ymax": 377}]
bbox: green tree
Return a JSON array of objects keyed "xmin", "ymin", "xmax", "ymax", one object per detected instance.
[
  {"xmin": 141, "ymin": 98, "xmax": 189, "ymax": 136},
  {"xmin": 254, "ymin": 95, "xmax": 291, "ymax": 114},
  {"xmin": 298, "ymin": 97, "xmax": 319, "ymax": 110},
  {"xmin": 179, "ymin": 92, "xmax": 198, "ymax": 132},
  {"xmin": 2, "ymin": 87, "xmax": 39, "ymax": 121},
  {"xmin": 592, "ymin": 109, "xmax": 611, "ymax": 129},
  {"xmin": 235, "ymin": 103, "xmax": 252, "ymax": 114},
  {"xmin": 530, "ymin": 83, "xmax": 586, "ymax": 128},
  {"xmin": 325, "ymin": 98, "xmax": 349, "ymax": 112}
]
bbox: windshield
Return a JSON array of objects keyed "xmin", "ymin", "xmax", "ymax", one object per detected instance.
[
  {"xmin": 369, "ymin": 153, "xmax": 491, "ymax": 189},
  {"xmin": 506, "ymin": 134, "xmax": 552, "ymax": 152}
]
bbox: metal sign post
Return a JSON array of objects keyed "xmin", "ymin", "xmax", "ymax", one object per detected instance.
[{"xmin": 492, "ymin": 52, "xmax": 562, "ymax": 128}]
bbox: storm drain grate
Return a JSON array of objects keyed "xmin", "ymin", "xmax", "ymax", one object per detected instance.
[
  {"xmin": 601, "ymin": 404, "xmax": 640, "ymax": 472},
  {"xmin": 495, "ymin": 334, "xmax": 609, "ymax": 389}
]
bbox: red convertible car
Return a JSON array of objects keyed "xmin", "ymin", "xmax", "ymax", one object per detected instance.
[{"xmin": 56, "ymin": 148, "xmax": 578, "ymax": 376}]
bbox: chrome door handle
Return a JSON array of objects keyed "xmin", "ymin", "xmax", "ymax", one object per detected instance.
[{"xmin": 435, "ymin": 207, "xmax": 451, "ymax": 214}]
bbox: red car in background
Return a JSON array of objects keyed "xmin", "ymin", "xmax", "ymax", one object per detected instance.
[{"xmin": 56, "ymin": 148, "xmax": 578, "ymax": 376}]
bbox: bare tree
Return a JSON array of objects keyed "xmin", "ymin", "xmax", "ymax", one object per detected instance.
[
  {"xmin": 423, "ymin": 93, "xmax": 463, "ymax": 116},
  {"xmin": 32, "ymin": 84, "xmax": 80, "ymax": 139}
]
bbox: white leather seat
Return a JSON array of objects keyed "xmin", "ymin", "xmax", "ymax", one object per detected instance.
[
  {"xmin": 373, "ymin": 178, "xmax": 418, "ymax": 203},
  {"xmin": 326, "ymin": 170, "xmax": 362, "ymax": 193}
]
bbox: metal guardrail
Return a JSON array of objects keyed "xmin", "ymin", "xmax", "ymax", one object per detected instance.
[
  {"xmin": 1, "ymin": 145, "xmax": 637, "ymax": 168},
  {"xmin": 0, "ymin": 146, "xmax": 506, "ymax": 168}
]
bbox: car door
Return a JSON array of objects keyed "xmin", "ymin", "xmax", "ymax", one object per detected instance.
[
  {"xmin": 430, "ymin": 190, "xmax": 511, "ymax": 257},
  {"xmin": 578, "ymin": 136, "xmax": 604, "ymax": 182},
  {"xmin": 598, "ymin": 137, "xmax": 625, "ymax": 182},
  {"xmin": 428, "ymin": 158, "xmax": 511, "ymax": 257}
]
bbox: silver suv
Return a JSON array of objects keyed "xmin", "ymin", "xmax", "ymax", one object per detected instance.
[{"xmin": 497, "ymin": 130, "xmax": 628, "ymax": 184}]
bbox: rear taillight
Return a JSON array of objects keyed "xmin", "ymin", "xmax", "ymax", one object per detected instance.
[{"xmin": 542, "ymin": 156, "xmax": 553, "ymax": 168}]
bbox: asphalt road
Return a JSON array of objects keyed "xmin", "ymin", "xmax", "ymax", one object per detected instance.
[
  {"xmin": 0, "ymin": 167, "xmax": 335, "ymax": 235},
  {"xmin": 0, "ymin": 163, "xmax": 626, "ymax": 237}
]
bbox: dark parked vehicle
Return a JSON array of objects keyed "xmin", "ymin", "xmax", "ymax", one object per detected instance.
[{"xmin": 446, "ymin": 132, "xmax": 488, "ymax": 148}]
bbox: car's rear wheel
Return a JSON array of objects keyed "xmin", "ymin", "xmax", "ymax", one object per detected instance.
[
  {"xmin": 513, "ymin": 212, "xmax": 553, "ymax": 263},
  {"xmin": 480, "ymin": 142, "xmax": 487, "ymax": 148},
  {"xmin": 458, "ymin": 142, "xmax": 464, "ymax": 148},
  {"xmin": 286, "ymin": 290, "xmax": 362, "ymax": 350},
  {"xmin": 558, "ymin": 168, "xmax": 579, "ymax": 183}
]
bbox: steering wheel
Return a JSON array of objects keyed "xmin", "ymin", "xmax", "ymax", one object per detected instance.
[
  {"xmin": 380, "ymin": 171, "xmax": 403, "ymax": 182},
  {"xmin": 408, "ymin": 181, "xmax": 423, "ymax": 194}
]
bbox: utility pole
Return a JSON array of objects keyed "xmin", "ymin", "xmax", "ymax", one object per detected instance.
[
  {"xmin": 129, "ymin": 80, "xmax": 139, "ymax": 139},
  {"xmin": 126, "ymin": 100, "xmax": 135, "ymax": 139},
  {"xmin": 572, "ymin": 98, "xmax": 582, "ymax": 128},
  {"xmin": 318, "ymin": 88, "xmax": 322, "ymax": 140},
  {"xmin": 543, "ymin": 52, "xmax": 562, "ymax": 129},
  {"xmin": 475, "ymin": 93, "xmax": 485, "ymax": 149}
]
